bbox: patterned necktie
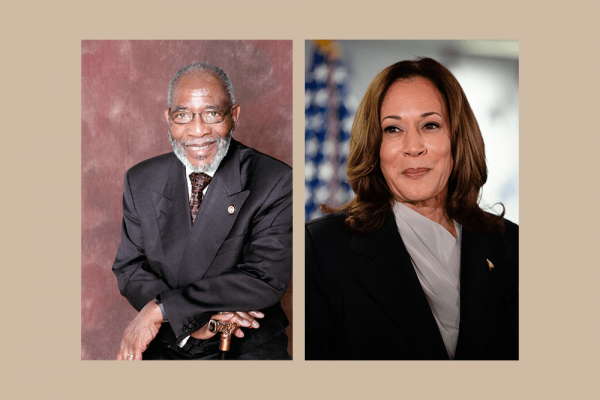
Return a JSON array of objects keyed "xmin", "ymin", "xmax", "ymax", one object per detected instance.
[{"xmin": 189, "ymin": 172, "xmax": 211, "ymax": 223}]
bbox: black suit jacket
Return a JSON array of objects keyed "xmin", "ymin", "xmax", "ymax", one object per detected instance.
[
  {"xmin": 305, "ymin": 212, "xmax": 518, "ymax": 360},
  {"xmin": 113, "ymin": 139, "xmax": 292, "ymax": 359}
]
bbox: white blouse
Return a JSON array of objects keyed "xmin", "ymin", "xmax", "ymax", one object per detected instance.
[{"xmin": 392, "ymin": 202, "xmax": 462, "ymax": 359}]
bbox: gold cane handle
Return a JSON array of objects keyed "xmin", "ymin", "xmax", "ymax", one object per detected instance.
[{"xmin": 208, "ymin": 320, "xmax": 239, "ymax": 351}]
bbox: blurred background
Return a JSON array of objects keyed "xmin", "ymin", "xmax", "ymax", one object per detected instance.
[{"xmin": 305, "ymin": 40, "xmax": 519, "ymax": 224}]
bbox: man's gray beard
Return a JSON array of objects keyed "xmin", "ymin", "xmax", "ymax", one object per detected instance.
[{"xmin": 168, "ymin": 130, "xmax": 232, "ymax": 173}]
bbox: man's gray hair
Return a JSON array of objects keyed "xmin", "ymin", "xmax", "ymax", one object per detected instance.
[{"xmin": 168, "ymin": 62, "xmax": 235, "ymax": 107}]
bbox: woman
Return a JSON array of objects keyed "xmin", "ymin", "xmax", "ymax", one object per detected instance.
[{"xmin": 305, "ymin": 58, "xmax": 518, "ymax": 360}]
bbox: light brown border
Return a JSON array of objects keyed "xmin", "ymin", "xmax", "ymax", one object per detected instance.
[{"xmin": 3, "ymin": 0, "xmax": 599, "ymax": 398}]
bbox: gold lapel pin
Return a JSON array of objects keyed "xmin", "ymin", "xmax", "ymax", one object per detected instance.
[
  {"xmin": 486, "ymin": 259, "xmax": 495, "ymax": 271},
  {"xmin": 227, "ymin": 205, "xmax": 235, "ymax": 214}
]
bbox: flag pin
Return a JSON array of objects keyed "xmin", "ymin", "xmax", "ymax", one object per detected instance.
[
  {"xmin": 486, "ymin": 259, "xmax": 495, "ymax": 271},
  {"xmin": 228, "ymin": 205, "xmax": 235, "ymax": 214}
]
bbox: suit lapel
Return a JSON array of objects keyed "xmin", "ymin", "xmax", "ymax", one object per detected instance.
[
  {"xmin": 177, "ymin": 140, "xmax": 250, "ymax": 286},
  {"xmin": 353, "ymin": 214, "xmax": 449, "ymax": 359},
  {"xmin": 149, "ymin": 156, "xmax": 191, "ymax": 285},
  {"xmin": 454, "ymin": 228, "xmax": 503, "ymax": 359}
]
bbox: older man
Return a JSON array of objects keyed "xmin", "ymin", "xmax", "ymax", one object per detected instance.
[{"xmin": 112, "ymin": 62, "xmax": 292, "ymax": 360}]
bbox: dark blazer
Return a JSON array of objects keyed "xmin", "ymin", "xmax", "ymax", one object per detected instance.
[
  {"xmin": 305, "ymin": 212, "xmax": 518, "ymax": 360},
  {"xmin": 113, "ymin": 139, "xmax": 292, "ymax": 359}
]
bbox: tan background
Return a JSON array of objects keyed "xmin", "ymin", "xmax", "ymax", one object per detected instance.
[{"xmin": 2, "ymin": 0, "xmax": 599, "ymax": 399}]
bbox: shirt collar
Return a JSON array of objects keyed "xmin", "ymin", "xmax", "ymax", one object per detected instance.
[
  {"xmin": 392, "ymin": 201, "xmax": 462, "ymax": 244},
  {"xmin": 185, "ymin": 163, "xmax": 218, "ymax": 179}
]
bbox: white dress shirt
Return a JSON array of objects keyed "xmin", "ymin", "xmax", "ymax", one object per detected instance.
[{"xmin": 177, "ymin": 164, "xmax": 218, "ymax": 348}]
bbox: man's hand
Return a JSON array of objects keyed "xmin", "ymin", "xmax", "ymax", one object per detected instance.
[
  {"xmin": 190, "ymin": 311, "xmax": 264, "ymax": 340},
  {"xmin": 116, "ymin": 300, "xmax": 163, "ymax": 360}
]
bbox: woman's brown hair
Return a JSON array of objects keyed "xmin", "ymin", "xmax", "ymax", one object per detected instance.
[{"xmin": 323, "ymin": 57, "xmax": 505, "ymax": 235}]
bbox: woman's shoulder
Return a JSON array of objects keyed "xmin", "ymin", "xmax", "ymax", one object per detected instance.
[
  {"xmin": 306, "ymin": 213, "xmax": 358, "ymax": 251},
  {"xmin": 306, "ymin": 212, "xmax": 349, "ymax": 237},
  {"xmin": 501, "ymin": 218, "xmax": 519, "ymax": 242},
  {"xmin": 474, "ymin": 218, "xmax": 518, "ymax": 266}
]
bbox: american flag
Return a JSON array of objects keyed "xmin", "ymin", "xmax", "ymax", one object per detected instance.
[{"xmin": 305, "ymin": 44, "xmax": 357, "ymax": 221}]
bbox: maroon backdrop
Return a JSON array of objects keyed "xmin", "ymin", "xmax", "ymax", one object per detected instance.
[{"xmin": 81, "ymin": 40, "xmax": 293, "ymax": 360}]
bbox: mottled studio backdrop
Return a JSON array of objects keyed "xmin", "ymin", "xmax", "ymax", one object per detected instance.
[{"xmin": 81, "ymin": 40, "xmax": 293, "ymax": 360}]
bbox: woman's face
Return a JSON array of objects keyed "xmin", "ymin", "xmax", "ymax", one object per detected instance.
[{"xmin": 379, "ymin": 77, "xmax": 453, "ymax": 210}]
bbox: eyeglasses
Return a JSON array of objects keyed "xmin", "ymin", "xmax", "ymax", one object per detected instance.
[{"xmin": 169, "ymin": 105, "xmax": 235, "ymax": 124}]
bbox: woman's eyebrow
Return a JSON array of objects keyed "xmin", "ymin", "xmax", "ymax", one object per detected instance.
[
  {"xmin": 421, "ymin": 112, "xmax": 442, "ymax": 118},
  {"xmin": 381, "ymin": 111, "xmax": 442, "ymax": 122},
  {"xmin": 381, "ymin": 115, "xmax": 401, "ymax": 122}
]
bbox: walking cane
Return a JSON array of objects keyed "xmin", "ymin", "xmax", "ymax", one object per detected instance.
[{"xmin": 208, "ymin": 320, "xmax": 239, "ymax": 360}]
